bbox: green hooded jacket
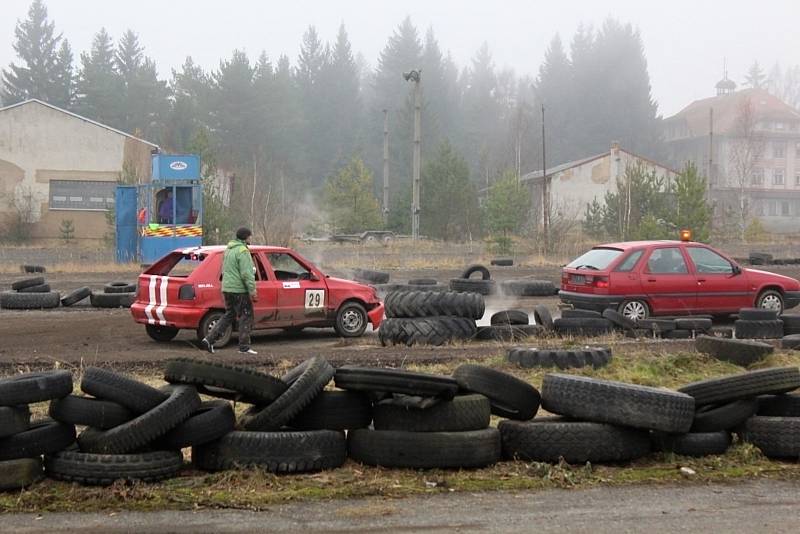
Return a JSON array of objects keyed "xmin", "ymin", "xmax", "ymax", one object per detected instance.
[{"xmin": 220, "ymin": 239, "xmax": 256, "ymax": 295}]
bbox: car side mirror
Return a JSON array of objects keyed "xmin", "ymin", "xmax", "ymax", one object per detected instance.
[
  {"xmin": 732, "ymin": 264, "xmax": 742, "ymax": 275},
  {"xmin": 309, "ymin": 273, "xmax": 320, "ymax": 282}
]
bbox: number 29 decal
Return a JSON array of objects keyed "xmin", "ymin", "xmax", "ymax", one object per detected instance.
[{"xmin": 305, "ymin": 289, "xmax": 325, "ymax": 309}]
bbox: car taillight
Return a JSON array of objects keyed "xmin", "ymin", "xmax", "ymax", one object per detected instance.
[
  {"xmin": 593, "ymin": 277, "xmax": 609, "ymax": 289},
  {"xmin": 561, "ymin": 272, "xmax": 568, "ymax": 284},
  {"xmin": 178, "ymin": 284, "xmax": 195, "ymax": 300}
]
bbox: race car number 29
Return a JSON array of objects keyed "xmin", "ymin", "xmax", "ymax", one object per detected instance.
[{"xmin": 305, "ymin": 289, "xmax": 324, "ymax": 309}]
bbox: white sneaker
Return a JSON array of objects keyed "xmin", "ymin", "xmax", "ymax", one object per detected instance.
[
  {"xmin": 238, "ymin": 348, "xmax": 257, "ymax": 355},
  {"xmin": 201, "ymin": 338, "xmax": 214, "ymax": 354}
]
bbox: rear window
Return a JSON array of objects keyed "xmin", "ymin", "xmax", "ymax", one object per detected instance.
[
  {"xmin": 566, "ymin": 248, "xmax": 623, "ymax": 270},
  {"xmin": 146, "ymin": 252, "xmax": 208, "ymax": 277}
]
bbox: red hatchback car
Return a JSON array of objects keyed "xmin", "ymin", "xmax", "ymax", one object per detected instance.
[
  {"xmin": 560, "ymin": 240, "xmax": 800, "ymax": 320},
  {"xmin": 130, "ymin": 246, "xmax": 384, "ymax": 346}
]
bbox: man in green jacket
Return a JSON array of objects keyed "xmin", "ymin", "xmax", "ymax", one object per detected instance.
[{"xmin": 202, "ymin": 227, "xmax": 259, "ymax": 354}]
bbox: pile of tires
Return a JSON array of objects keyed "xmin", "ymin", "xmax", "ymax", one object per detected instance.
[
  {"xmin": 20, "ymin": 264, "xmax": 46, "ymax": 274},
  {"xmin": 449, "ymin": 264, "xmax": 496, "ymax": 296},
  {"xmin": 0, "ymin": 370, "xmax": 75, "ymax": 490},
  {"xmin": 678, "ymin": 367, "xmax": 800, "ymax": 459},
  {"xmin": 695, "ymin": 335, "xmax": 774, "ymax": 367},
  {"xmin": 90, "ymin": 282, "xmax": 136, "ymax": 309},
  {"xmin": 500, "ymin": 279, "xmax": 556, "ymax": 297},
  {"xmin": 476, "ymin": 309, "xmax": 545, "ymax": 342},
  {"xmin": 734, "ymin": 308, "xmax": 783, "ymax": 340},
  {"xmin": 553, "ymin": 309, "xmax": 614, "ymax": 338},
  {"xmin": 379, "ymin": 290, "xmax": 482, "ymax": 346},
  {"xmin": 0, "ymin": 276, "xmax": 61, "ymax": 310},
  {"xmin": 344, "ymin": 364, "xmax": 539, "ymax": 469}
]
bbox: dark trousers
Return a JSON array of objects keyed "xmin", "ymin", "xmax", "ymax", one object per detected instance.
[{"xmin": 207, "ymin": 292, "xmax": 254, "ymax": 350}]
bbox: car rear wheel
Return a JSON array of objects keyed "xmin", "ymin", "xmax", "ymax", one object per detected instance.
[
  {"xmin": 145, "ymin": 324, "xmax": 179, "ymax": 343},
  {"xmin": 335, "ymin": 302, "xmax": 368, "ymax": 338},
  {"xmin": 756, "ymin": 289, "xmax": 784, "ymax": 315},
  {"xmin": 618, "ymin": 299, "xmax": 650, "ymax": 322},
  {"xmin": 197, "ymin": 310, "xmax": 232, "ymax": 348}
]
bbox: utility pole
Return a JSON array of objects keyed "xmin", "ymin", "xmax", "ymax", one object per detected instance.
[
  {"xmin": 382, "ymin": 109, "xmax": 389, "ymax": 222},
  {"xmin": 404, "ymin": 69, "xmax": 422, "ymax": 240},
  {"xmin": 541, "ymin": 103, "xmax": 549, "ymax": 251},
  {"xmin": 708, "ymin": 107, "xmax": 714, "ymax": 187}
]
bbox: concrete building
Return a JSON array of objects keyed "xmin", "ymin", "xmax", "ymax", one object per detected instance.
[
  {"xmin": 520, "ymin": 142, "xmax": 678, "ymax": 221},
  {"xmin": 663, "ymin": 79, "xmax": 800, "ymax": 233},
  {"xmin": 0, "ymin": 99, "xmax": 157, "ymax": 243}
]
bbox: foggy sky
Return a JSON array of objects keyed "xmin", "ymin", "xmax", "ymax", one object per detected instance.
[{"xmin": 1, "ymin": 0, "xmax": 797, "ymax": 116}]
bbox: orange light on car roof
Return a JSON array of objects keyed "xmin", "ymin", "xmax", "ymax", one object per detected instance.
[{"xmin": 680, "ymin": 229, "xmax": 692, "ymax": 242}]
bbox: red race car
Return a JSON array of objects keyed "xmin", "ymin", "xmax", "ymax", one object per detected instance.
[
  {"xmin": 130, "ymin": 245, "xmax": 384, "ymax": 346},
  {"xmin": 560, "ymin": 239, "xmax": 800, "ymax": 320}
]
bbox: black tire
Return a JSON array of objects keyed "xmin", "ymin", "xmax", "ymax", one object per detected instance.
[
  {"xmin": 287, "ymin": 390, "xmax": 373, "ymax": 430},
  {"xmin": 335, "ymin": 366, "xmax": 459, "ymax": 399},
  {"xmin": 77, "ymin": 385, "xmax": 201, "ymax": 454},
  {"xmin": 755, "ymin": 289, "xmax": 784, "ymax": 315},
  {"xmin": 335, "ymin": 301, "xmax": 369, "ymax": 337},
  {"xmin": 781, "ymin": 334, "xmax": 800, "ymax": 350},
  {"xmin": 60, "ymin": 286, "xmax": 91, "ymax": 307},
  {"xmin": 780, "ymin": 314, "xmax": 800, "ymax": 335},
  {"xmin": 0, "ymin": 370, "xmax": 72, "ymax": 405},
  {"xmin": 145, "ymin": 324, "xmax": 179, "ymax": 342},
  {"xmin": 691, "ymin": 398, "xmax": 758, "ymax": 432},
  {"xmin": 0, "ymin": 290, "xmax": 60, "ymax": 309},
  {"xmin": 45, "ymin": 450, "xmax": 183, "ymax": 486},
  {"xmin": 675, "ymin": 317, "xmax": 713, "ymax": 332},
  {"xmin": 475, "ymin": 324, "xmax": 545, "ymax": 342},
  {"xmin": 490, "ymin": 258, "xmax": 513, "ymax": 266},
  {"xmin": 695, "ymin": 335, "xmax": 773, "ymax": 366},
  {"xmin": 10, "ymin": 277, "xmax": 44, "ymax": 291},
  {"xmin": 553, "ymin": 317, "xmax": 614, "ymax": 337},
  {"xmin": 734, "ymin": 319, "xmax": 784, "ymax": 339},
  {"xmin": 194, "ymin": 430, "xmax": 346, "ymax": 473},
  {"xmin": 384, "ymin": 291, "xmax": 485, "ymax": 319},
  {"xmin": 348, "ymin": 428, "xmax": 500, "ymax": 469},
  {"xmin": 352, "ymin": 268, "xmax": 389, "ymax": 284},
  {"xmin": 749, "ymin": 252, "xmax": 773, "ymax": 265},
  {"xmin": 739, "ymin": 307, "xmax": 779, "ymax": 321},
  {"xmin": 156, "ymin": 400, "xmax": 235, "ymax": 449},
  {"xmin": 197, "ymin": 310, "xmax": 232, "ymax": 348},
  {"xmin": 239, "ymin": 357, "xmax": 334, "ymax": 431},
  {"xmin": 542, "ymin": 373, "xmax": 695, "ymax": 433},
  {"xmin": 678, "ymin": 367, "xmax": 800, "ymax": 407},
  {"xmin": 449, "ymin": 278, "xmax": 496, "ymax": 295},
  {"xmin": 501, "ymin": 279, "xmax": 556, "ymax": 297},
  {"xmin": 373, "ymin": 394, "xmax": 490, "ymax": 432},
  {"xmin": 89, "ymin": 292, "xmax": 134, "ymax": 308},
  {"xmin": 82, "ymin": 367, "xmax": 168, "ymax": 414},
  {"xmin": 663, "ymin": 329, "xmax": 693, "ymax": 339},
  {"xmin": 758, "ymin": 393, "xmax": 800, "ymax": 416},
  {"xmin": 379, "ymin": 316, "xmax": 477, "ymax": 346},
  {"xmin": 0, "ymin": 406, "xmax": 30, "ymax": 438},
  {"xmin": 407, "ymin": 278, "xmax": 438, "ymax": 286},
  {"xmin": 653, "ymin": 431, "xmax": 731, "ymax": 457},
  {"xmin": 48, "ymin": 396, "xmax": 133, "ymax": 430},
  {"xmin": 490, "ymin": 310, "xmax": 529, "ymax": 326},
  {"xmin": 164, "ymin": 358, "xmax": 287, "ymax": 405},
  {"xmin": 499, "ymin": 418, "xmax": 651, "ymax": 463},
  {"xmin": 461, "ymin": 264, "xmax": 490, "ymax": 280},
  {"xmin": 17, "ymin": 283, "xmax": 51, "ymax": 293},
  {"xmin": 509, "ymin": 346, "xmax": 611, "ymax": 370},
  {"xmin": 104, "ymin": 282, "xmax": 136, "ymax": 294},
  {"xmin": 0, "ymin": 458, "xmax": 43, "ymax": 490},
  {"xmin": 741, "ymin": 416, "xmax": 800, "ymax": 458},
  {"xmin": 453, "ymin": 364, "xmax": 540, "ymax": 420},
  {"xmin": 533, "ymin": 304, "xmax": 553, "ymax": 329},
  {"xmin": 0, "ymin": 419, "xmax": 76, "ymax": 461},
  {"xmin": 20, "ymin": 265, "xmax": 45, "ymax": 274},
  {"xmin": 603, "ymin": 309, "xmax": 637, "ymax": 331},
  {"xmin": 637, "ymin": 318, "xmax": 676, "ymax": 333},
  {"xmin": 561, "ymin": 309, "xmax": 602, "ymax": 319}
]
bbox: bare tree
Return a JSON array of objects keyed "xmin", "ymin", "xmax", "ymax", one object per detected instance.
[
  {"xmin": 2, "ymin": 185, "xmax": 42, "ymax": 243},
  {"xmin": 728, "ymin": 96, "xmax": 765, "ymax": 240}
]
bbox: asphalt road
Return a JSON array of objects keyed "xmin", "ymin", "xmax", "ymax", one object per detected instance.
[{"xmin": 4, "ymin": 479, "xmax": 798, "ymax": 533}]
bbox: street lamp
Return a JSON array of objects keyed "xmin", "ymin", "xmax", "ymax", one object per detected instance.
[{"xmin": 404, "ymin": 69, "xmax": 421, "ymax": 240}]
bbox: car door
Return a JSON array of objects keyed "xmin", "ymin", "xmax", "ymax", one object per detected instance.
[
  {"xmin": 265, "ymin": 251, "xmax": 328, "ymax": 324},
  {"xmin": 685, "ymin": 246, "xmax": 750, "ymax": 313},
  {"xmin": 250, "ymin": 252, "xmax": 282, "ymax": 328},
  {"xmin": 641, "ymin": 246, "xmax": 697, "ymax": 314}
]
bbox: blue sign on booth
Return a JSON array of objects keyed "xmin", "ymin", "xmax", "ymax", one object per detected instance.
[{"xmin": 151, "ymin": 154, "xmax": 200, "ymax": 181}]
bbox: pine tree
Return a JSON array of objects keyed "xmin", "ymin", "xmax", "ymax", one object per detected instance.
[
  {"xmin": 164, "ymin": 56, "xmax": 210, "ymax": 152},
  {"xmin": 209, "ymin": 50, "xmax": 257, "ymax": 168},
  {"xmin": 535, "ymin": 35, "xmax": 572, "ymax": 165},
  {"xmin": 743, "ymin": 61, "xmax": 766, "ymax": 89},
  {"xmin": 75, "ymin": 28, "xmax": 124, "ymax": 127},
  {"xmin": 420, "ymin": 28, "xmax": 460, "ymax": 158},
  {"xmin": 2, "ymin": 0, "xmax": 72, "ymax": 106},
  {"xmin": 296, "ymin": 26, "xmax": 331, "ymax": 183},
  {"xmin": 485, "ymin": 170, "xmax": 530, "ymax": 250},
  {"xmin": 461, "ymin": 42, "xmax": 500, "ymax": 183},
  {"xmin": 673, "ymin": 161, "xmax": 712, "ymax": 242},
  {"xmin": 324, "ymin": 157, "xmax": 383, "ymax": 233}
]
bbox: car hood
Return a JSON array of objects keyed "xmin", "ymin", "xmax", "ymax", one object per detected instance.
[
  {"xmin": 745, "ymin": 268, "xmax": 800, "ymax": 287},
  {"xmin": 326, "ymin": 276, "xmax": 379, "ymax": 295}
]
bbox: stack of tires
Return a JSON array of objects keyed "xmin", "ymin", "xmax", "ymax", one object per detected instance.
[
  {"xmin": 46, "ymin": 367, "xmax": 208, "ymax": 485},
  {"xmin": 449, "ymin": 265, "xmax": 496, "ymax": 296},
  {"xmin": 90, "ymin": 282, "xmax": 136, "ymax": 309},
  {"xmin": 678, "ymin": 367, "xmax": 800, "ymax": 459},
  {"xmin": 0, "ymin": 276, "xmax": 60, "ymax": 310},
  {"xmin": 0, "ymin": 371, "xmax": 76, "ymax": 491},
  {"xmin": 553, "ymin": 309, "xmax": 614, "ymax": 337},
  {"xmin": 500, "ymin": 279, "xmax": 556, "ymax": 297},
  {"xmin": 476, "ymin": 309, "xmax": 545, "ymax": 342},
  {"xmin": 780, "ymin": 313, "xmax": 800, "ymax": 349},
  {"xmin": 344, "ymin": 364, "xmax": 539, "ymax": 469},
  {"xmin": 379, "ymin": 291, "xmax": 482, "ymax": 346},
  {"xmin": 734, "ymin": 308, "xmax": 783, "ymax": 339},
  {"xmin": 20, "ymin": 264, "xmax": 46, "ymax": 274}
]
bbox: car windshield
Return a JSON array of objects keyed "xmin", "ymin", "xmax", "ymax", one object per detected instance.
[{"xmin": 566, "ymin": 248, "xmax": 623, "ymax": 270}]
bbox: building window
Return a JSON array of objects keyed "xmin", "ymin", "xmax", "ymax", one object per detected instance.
[
  {"xmin": 773, "ymin": 169, "xmax": 785, "ymax": 185},
  {"xmin": 769, "ymin": 200, "xmax": 778, "ymax": 216},
  {"xmin": 773, "ymin": 141, "xmax": 786, "ymax": 158},
  {"xmin": 49, "ymin": 180, "xmax": 116, "ymax": 211},
  {"xmin": 795, "ymin": 141, "xmax": 800, "ymax": 156},
  {"xmin": 754, "ymin": 200, "xmax": 764, "ymax": 216},
  {"xmin": 795, "ymin": 172, "xmax": 800, "ymax": 186},
  {"xmin": 776, "ymin": 121, "xmax": 785, "ymax": 130},
  {"xmin": 782, "ymin": 201, "xmax": 791, "ymax": 216},
  {"xmin": 751, "ymin": 168, "xmax": 764, "ymax": 185}
]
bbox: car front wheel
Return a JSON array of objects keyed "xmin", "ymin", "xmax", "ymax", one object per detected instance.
[
  {"xmin": 335, "ymin": 301, "xmax": 368, "ymax": 337},
  {"xmin": 618, "ymin": 299, "xmax": 650, "ymax": 322},
  {"xmin": 756, "ymin": 289, "xmax": 784, "ymax": 315}
]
